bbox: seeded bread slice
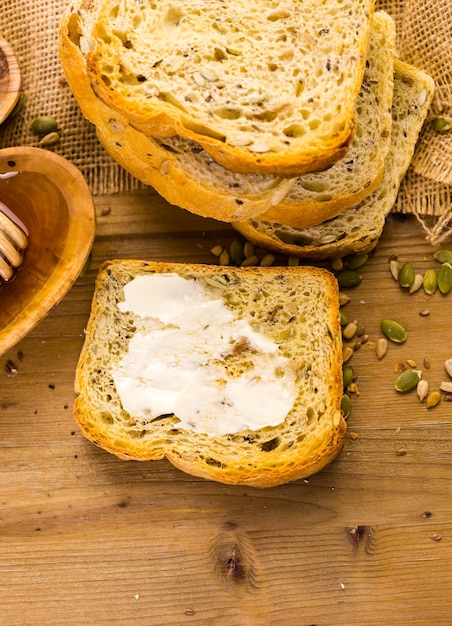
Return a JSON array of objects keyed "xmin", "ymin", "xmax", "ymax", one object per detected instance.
[
  {"xmin": 74, "ymin": 261, "xmax": 345, "ymax": 488},
  {"xmin": 260, "ymin": 11, "xmax": 396, "ymax": 228},
  {"xmin": 67, "ymin": 0, "xmax": 376, "ymax": 176},
  {"xmin": 233, "ymin": 61, "xmax": 435, "ymax": 259},
  {"xmin": 59, "ymin": 9, "xmax": 297, "ymax": 221}
]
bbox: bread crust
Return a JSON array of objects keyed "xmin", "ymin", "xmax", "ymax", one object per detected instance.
[
  {"xmin": 233, "ymin": 60, "xmax": 436, "ymax": 260},
  {"xmin": 59, "ymin": 13, "xmax": 297, "ymax": 221},
  {"xmin": 74, "ymin": 261, "xmax": 346, "ymax": 488},
  {"xmin": 73, "ymin": 0, "xmax": 376, "ymax": 176}
]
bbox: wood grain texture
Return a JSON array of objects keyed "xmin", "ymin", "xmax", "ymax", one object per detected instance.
[{"xmin": 1, "ymin": 190, "xmax": 452, "ymax": 625}]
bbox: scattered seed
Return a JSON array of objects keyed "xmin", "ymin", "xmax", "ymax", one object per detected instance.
[
  {"xmin": 344, "ymin": 253, "xmax": 368, "ymax": 269},
  {"xmin": 218, "ymin": 249, "xmax": 230, "ymax": 265},
  {"xmin": 240, "ymin": 254, "xmax": 258, "ymax": 267},
  {"xmin": 417, "ymin": 379, "xmax": 429, "ymax": 402},
  {"xmin": 229, "ymin": 240, "xmax": 244, "ymax": 265},
  {"xmin": 423, "ymin": 269, "xmax": 437, "ymax": 295},
  {"xmin": 395, "ymin": 369, "xmax": 422, "ymax": 392},
  {"xmin": 409, "ymin": 273, "xmax": 424, "ymax": 293},
  {"xmin": 389, "ymin": 257, "xmax": 400, "ymax": 280},
  {"xmin": 342, "ymin": 320, "xmax": 358, "ymax": 340},
  {"xmin": 337, "ymin": 269, "xmax": 362, "ymax": 289},
  {"xmin": 406, "ymin": 359, "xmax": 417, "ymax": 368},
  {"xmin": 396, "ymin": 448, "xmax": 407, "ymax": 456},
  {"xmin": 444, "ymin": 394, "xmax": 452, "ymax": 402},
  {"xmin": 398, "ymin": 262, "xmax": 415, "ymax": 288},
  {"xmin": 210, "ymin": 245, "xmax": 223, "ymax": 257},
  {"xmin": 30, "ymin": 115, "xmax": 58, "ymax": 135},
  {"xmin": 342, "ymin": 345, "xmax": 354, "ymax": 363},
  {"xmin": 440, "ymin": 381, "xmax": 452, "ymax": 393},
  {"xmin": 340, "ymin": 394, "xmax": 351, "ymax": 419},
  {"xmin": 426, "ymin": 391, "xmax": 441, "ymax": 409},
  {"xmin": 243, "ymin": 242, "xmax": 255, "ymax": 259},
  {"xmin": 331, "ymin": 258, "xmax": 344, "ymax": 271},
  {"xmin": 339, "ymin": 293, "xmax": 352, "ymax": 306},
  {"xmin": 342, "ymin": 365, "xmax": 354, "ymax": 389},
  {"xmin": 5, "ymin": 360, "xmax": 18, "ymax": 376},
  {"xmin": 100, "ymin": 206, "xmax": 111, "ymax": 216},
  {"xmin": 260, "ymin": 253, "xmax": 275, "ymax": 267},
  {"xmin": 380, "ymin": 319, "xmax": 407, "ymax": 343},
  {"xmin": 340, "ymin": 310, "xmax": 348, "ymax": 326},
  {"xmin": 445, "ymin": 359, "xmax": 452, "ymax": 378},
  {"xmin": 288, "ymin": 256, "xmax": 299, "ymax": 266},
  {"xmin": 431, "ymin": 533, "xmax": 442, "ymax": 542},
  {"xmin": 419, "ymin": 309, "xmax": 430, "ymax": 317},
  {"xmin": 423, "ymin": 357, "xmax": 431, "ymax": 370},
  {"xmin": 437, "ymin": 262, "xmax": 452, "ymax": 294},
  {"xmin": 433, "ymin": 249, "xmax": 452, "ymax": 264},
  {"xmin": 37, "ymin": 131, "xmax": 60, "ymax": 146},
  {"xmin": 431, "ymin": 117, "xmax": 452, "ymax": 132},
  {"xmin": 375, "ymin": 337, "xmax": 388, "ymax": 360}
]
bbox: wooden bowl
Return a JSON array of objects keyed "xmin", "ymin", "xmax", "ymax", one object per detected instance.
[
  {"xmin": 0, "ymin": 36, "xmax": 21, "ymax": 125},
  {"xmin": 0, "ymin": 147, "xmax": 96, "ymax": 356}
]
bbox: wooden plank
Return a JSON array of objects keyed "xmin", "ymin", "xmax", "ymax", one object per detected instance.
[{"xmin": 1, "ymin": 190, "xmax": 452, "ymax": 624}]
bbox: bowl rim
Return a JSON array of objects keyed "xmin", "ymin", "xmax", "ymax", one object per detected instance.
[
  {"xmin": 0, "ymin": 35, "xmax": 21, "ymax": 125},
  {"xmin": 0, "ymin": 146, "xmax": 96, "ymax": 356}
]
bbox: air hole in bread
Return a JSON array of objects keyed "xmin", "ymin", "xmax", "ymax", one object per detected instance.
[
  {"xmin": 283, "ymin": 124, "xmax": 306, "ymax": 138},
  {"xmin": 260, "ymin": 437, "xmax": 280, "ymax": 452}
]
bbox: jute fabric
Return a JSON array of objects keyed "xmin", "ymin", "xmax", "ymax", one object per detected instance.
[{"xmin": 0, "ymin": 0, "xmax": 451, "ymax": 242}]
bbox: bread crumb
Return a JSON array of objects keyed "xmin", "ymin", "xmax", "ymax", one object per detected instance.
[{"xmin": 349, "ymin": 431, "xmax": 359, "ymax": 439}]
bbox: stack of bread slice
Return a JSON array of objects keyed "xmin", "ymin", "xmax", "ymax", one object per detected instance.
[{"xmin": 59, "ymin": 1, "xmax": 434, "ymax": 259}]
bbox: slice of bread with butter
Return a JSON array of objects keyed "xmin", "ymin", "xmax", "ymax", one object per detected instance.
[
  {"xmin": 74, "ymin": 261, "xmax": 346, "ymax": 488},
  {"xmin": 62, "ymin": 0, "xmax": 376, "ymax": 176}
]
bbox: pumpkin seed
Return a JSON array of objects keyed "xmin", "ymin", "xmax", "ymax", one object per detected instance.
[
  {"xmin": 380, "ymin": 319, "xmax": 407, "ymax": 343},
  {"xmin": 437, "ymin": 263, "xmax": 452, "ymax": 294},
  {"xmin": 340, "ymin": 310, "xmax": 348, "ymax": 326},
  {"xmin": 395, "ymin": 369, "xmax": 422, "ymax": 392},
  {"xmin": 344, "ymin": 253, "xmax": 368, "ymax": 269},
  {"xmin": 340, "ymin": 394, "xmax": 351, "ymax": 420},
  {"xmin": 431, "ymin": 117, "xmax": 452, "ymax": 132},
  {"xmin": 433, "ymin": 249, "xmax": 452, "ymax": 264},
  {"xmin": 342, "ymin": 365, "xmax": 354, "ymax": 389},
  {"xmin": 229, "ymin": 240, "xmax": 244, "ymax": 265},
  {"xmin": 30, "ymin": 115, "xmax": 58, "ymax": 135},
  {"xmin": 337, "ymin": 269, "xmax": 362, "ymax": 289},
  {"xmin": 398, "ymin": 262, "xmax": 415, "ymax": 288},
  {"xmin": 423, "ymin": 269, "xmax": 437, "ymax": 295}
]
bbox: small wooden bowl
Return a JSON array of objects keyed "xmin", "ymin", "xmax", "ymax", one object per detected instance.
[
  {"xmin": 0, "ymin": 36, "xmax": 21, "ymax": 125},
  {"xmin": 0, "ymin": 147, "xmax": 96, "ymax": 356}
]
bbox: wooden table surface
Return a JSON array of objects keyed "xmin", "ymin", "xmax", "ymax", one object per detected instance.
[{"xmin": 1, "ymin": 189, "xmax": 452, "ymax": 625}]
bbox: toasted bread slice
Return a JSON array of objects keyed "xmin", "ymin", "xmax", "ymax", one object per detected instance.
[
  {"xmin": 74, "ymin": 261, "xmax": 345, "ymax": 488},
  {"xmin": 260, "ymin": 11, "xmax": 396, "ymax": 228},
  {"xmin": 65, "ymin": 0, "xmax": 376, "ymax": 176},
  {"xmin": 233, "ymin": 61, "xmax": 435, "ymax": 259}
]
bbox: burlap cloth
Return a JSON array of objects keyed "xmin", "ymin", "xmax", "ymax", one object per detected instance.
[{"xmin": 0, "ymin": 0, "xmax": 451, "ymax": 243}]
